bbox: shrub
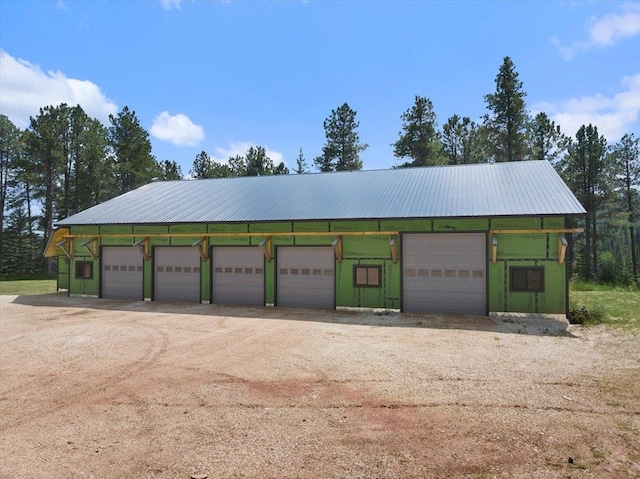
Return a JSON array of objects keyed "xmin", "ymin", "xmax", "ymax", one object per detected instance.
[{"xmin": 568, "ymin": 303, "xmax": 608, "ymax": 325}]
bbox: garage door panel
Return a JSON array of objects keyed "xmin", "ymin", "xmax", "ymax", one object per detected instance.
[
  {"xmin": 277, "ymin": 247, "xmax": 334, "ymax": 309},
  {"xmin": 154, "ymin": 247, "xmax": 201, "ymax": 302},
  {"xmin": 403, "ymin": 233, "xmax": 486, "ymax": 314},
  {"xmin": 212, "ymin": 247, "xmax": 264, "ymax": 306},
  {"xmin": 102, "ymin": 247, "xmax": 143, "ymax": 300}
]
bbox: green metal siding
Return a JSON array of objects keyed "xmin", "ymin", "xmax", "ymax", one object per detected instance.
[
  {"xmin": 69, "ymin": 256, "xmax": 99, "ymax": 296},
  {"xmin": 380, "ymin": 219, "xmax": 431, "ymax": 231},
  {"xmin": 488, "ymin": 230, "xmax": 568, "ymax": 314},
  {"xmin": 58, "ymin": 255, "xmax": 70, "ymax": 290},
  {"xmin": 433, "ymin": 218, "xmax": 489, "ymax": 231}
]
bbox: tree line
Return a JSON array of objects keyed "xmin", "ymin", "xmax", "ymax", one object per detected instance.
[{"xmin": 1, "ymin": 57, "xmax": 638, "ymax": 285}]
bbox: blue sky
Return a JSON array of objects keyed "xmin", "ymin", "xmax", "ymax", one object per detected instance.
[{"xmin": 1, "ymin": 0, "xmax": 639, "ymax": 175}]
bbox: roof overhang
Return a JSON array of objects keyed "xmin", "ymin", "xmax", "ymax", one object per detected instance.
[{"xmin": 43, "ymin": 228, "xmax": 70, "ymax": 258}]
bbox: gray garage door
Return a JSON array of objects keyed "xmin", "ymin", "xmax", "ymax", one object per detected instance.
[
  {"xmin": 211, "ymin": 247, "xmax": 264, "ymax": 305},
  {"xmin": 277, "ymin": 247, "xmax": 334, "ymax": 309},
  {"xmin": 154, "ymin": 247, "xmax": 201, "ymax": 302},
  {"xmin": 101, "ymin": 246, "xmax": 143, "ymax": 300},
  {"xmin": 403, "ymin": 233, "xmax": 486, "ymax": 314}
]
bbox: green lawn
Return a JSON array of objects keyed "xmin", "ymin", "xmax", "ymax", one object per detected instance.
[
  {"xmin": 0, "ymin": 279, "xmax": 57, "ymax": 295},
  {"xmin": 570, "ymin": 290, "xmax": 640, "ymax": 329}
]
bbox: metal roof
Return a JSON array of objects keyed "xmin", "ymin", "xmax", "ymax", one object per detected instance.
[{"xmin": 57, "ymin": 161, "xmax": 585, "ymax": 226}]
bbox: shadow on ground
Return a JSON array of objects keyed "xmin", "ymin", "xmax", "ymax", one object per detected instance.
[{"xmin": 8, "ymin": 292, "xmax": 576, "ymax": 338}]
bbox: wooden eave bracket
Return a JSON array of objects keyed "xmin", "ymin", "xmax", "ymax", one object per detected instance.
[
  {"xmin": 558, "ymin": 234, "xmax": 568, "ymax": 264},
  {"xmin": 390, "ymin": 235, "xmax": 398, "ymax": 263},
  {"xmin": 492, "ymin": 235, "xmax": 498, "ymax": 264},
  {"xmin": 259, "ymin": 237, "xmax": 272, "ymax": 262},
  {"xmin": 332, "ymin": 236, "xmax": 343, "ymax": 263},
  {"xmin": 57, "ymin": 240, "xmax": 73, "ymax": 260},
  {"xmin": 192, "ymin": 237, "xmax": 209, "ymax": 261},
  {"xmin": 133, "ymin": 238, "xmax": 150, "ymax": 261},
  {"xmin": 81, "ymin": 238, "xmax": 98, "ymax": 260}
]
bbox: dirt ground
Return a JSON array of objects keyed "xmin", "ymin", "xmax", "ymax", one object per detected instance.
[{"xmin": 0, "ymin": 293, "xmax": 639, "ymax": 479}]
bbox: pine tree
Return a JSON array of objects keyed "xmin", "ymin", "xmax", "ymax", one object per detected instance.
[
  {"xmin": 441, "ymin": 115, "xmax": 485, "ymax": 165},
  {"xmin": 229, "ymin": 146, "xmax": 275, "ymax": 177},
  {"xmin": 611, "ymin": 133, "xmax": 640, "ymax": 285},
  {"xmin": 558, "ymin": 125, "xmax": 610, "ymax": 281},
  {"xmin": 159, "ymin": 160, "xmax": 183, "ymax": 180},
  {"xmin": 529, "ymin": 112, "xmax": 567, "ymax": 163},
  {"xmin": 393, "ymin": 96, "xmax": 445, "ymax": 167},
  {"xmin": 190, "ymin": 151, "xmax": 232, "ymax": 179},
  {"xmin": 107, "ymin": 106, "xmax": 160, "ymax": 194},
  {"xmin": 294, "ymin": 147, "xmax": 308, "ymax": 174},
  {"xmin": 314, "ymin": 103, "xmax": 368, "ymax": 172},
  {"xmin": 0, "ymin": 114, "xmax": 23, "ymax": 275},
  {"xmin": 483, "ymin": 56, "xmax": 529, "ymax": 162}
]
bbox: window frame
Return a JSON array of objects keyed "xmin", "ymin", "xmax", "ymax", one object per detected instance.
[
  {"xmin": 509, "ymin": 266, "xmax": 544, "ymax": 293},
  {"xmin": 75, "ymin": 261, "xmax": 94, "ymax": 280},
  {"xmin": 353, "ymin": 265, "xmax": 382, "ymax": 288}
]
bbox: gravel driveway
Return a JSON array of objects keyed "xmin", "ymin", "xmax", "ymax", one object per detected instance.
[{"xmin": 1, "ymin": 293, "xmax": 638, "ymax": 478}]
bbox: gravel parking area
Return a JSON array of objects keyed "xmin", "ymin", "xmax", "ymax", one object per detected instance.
[{"xmin": 1, "ymin": 293, "xmax": 639, "ymax": 478}]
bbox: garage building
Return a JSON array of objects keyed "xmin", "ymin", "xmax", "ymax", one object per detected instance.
[{"xmin": 45, "ymin": 161, "xmax": 585, "ymax": 315}]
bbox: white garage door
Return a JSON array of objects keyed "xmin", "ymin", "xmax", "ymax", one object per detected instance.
[
  {"xmin": 154, "ymin": 247, "xmax": 201, "ymax": 302},
  {"xmin": 211, "ymin": 247, "xmax": 264, "ymax": 305},
  {"xmin": 403, "ymin": 233, "xmax": 486, "ymax": 314},
  {"xmin": 102, "ymin": 246, "xmax": 143, "ymax": 300},
  {"xmin": 277, "ymin": 247, "xmax": 334, "ymax": 309}
]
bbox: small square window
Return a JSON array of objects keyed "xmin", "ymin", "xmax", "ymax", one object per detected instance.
[
  {"xmin": 510, "ymin": 267, "xmax": 544, "ymax": 292},
  {"xmin": 75, "ymin": 261, "xmax": 93, "ymax": 280},
  {"xmin": 354, "ymin": 265, "xmax": 382, "ymax": 288}
]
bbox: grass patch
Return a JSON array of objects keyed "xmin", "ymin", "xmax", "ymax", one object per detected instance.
[
  {"xmin": 570, "ymin": 280, "xmax": 638, "ymax": 292},
  {"xmin": 570, "ymin": 290, "xmax": 640, "ymax": 329},
  {"xmin": 0, "ymin": 279, "xmax": 58, "ymax": 295}
]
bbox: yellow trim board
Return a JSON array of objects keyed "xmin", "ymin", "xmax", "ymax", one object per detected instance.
[{"xmin": 44, "ymin": 228, "xmax": 70, "ymax": 257}]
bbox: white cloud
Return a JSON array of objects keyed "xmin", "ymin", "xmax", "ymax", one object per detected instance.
[
  {"xmin": 159, "ymin": 0, "xmax": 182, "ymax": 11},
  {"xmin": 531, "ymin": 72, "xmax": 640, "ymax": 141},
  {"xmin": 0, "ymin": 50, "xmax": 118, "ymax": 128},
  {"xmin": 150, "ymin": 111, "xmax": 205, "ymax": 147},
  {"xmin": 552, "ymin": 3, "xmax": 640, "ymax": 60},
  {"xmin": 212, "ymin": 141, "xmax": 285, "ymax": 166}
]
